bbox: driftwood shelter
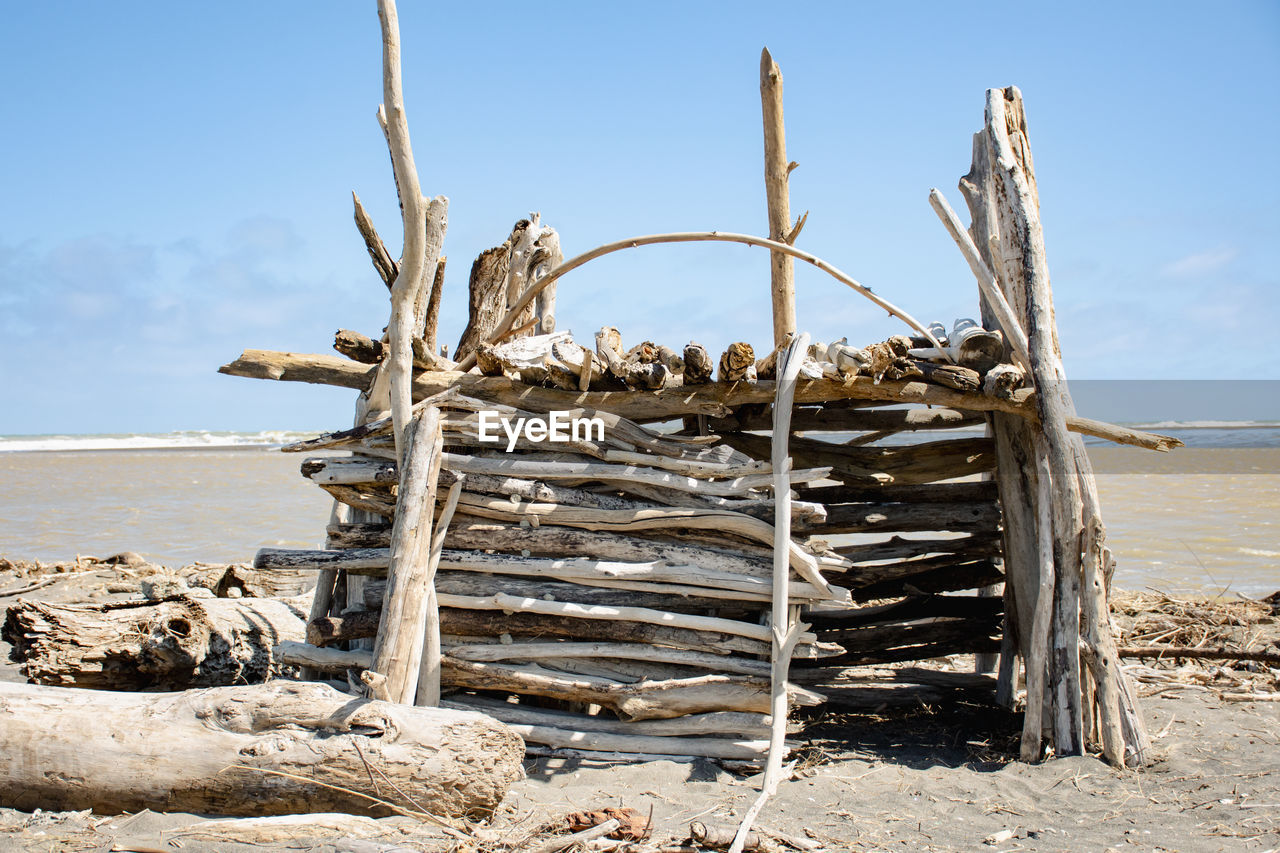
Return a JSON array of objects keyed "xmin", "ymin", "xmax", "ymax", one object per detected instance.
[
  {"xmin": 2, "ymin": 0, "xmax": 1187, "ymax": 838},
  {"xmin": 219, "ymin": 2, "xmax": 1181, "ymax": 780}
]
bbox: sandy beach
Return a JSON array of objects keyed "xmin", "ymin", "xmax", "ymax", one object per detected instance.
[{"xmin": 1, "ymin": 557, "xmax": 1276, "ymax": 852}]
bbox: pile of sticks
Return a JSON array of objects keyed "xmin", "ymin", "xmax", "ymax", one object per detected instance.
[
  {"xmin": 948, "ymin": 86, "xmax": 1152, "ymax": 766},
  {"xmin": 255, "ymin": 317, "xmax": 1038, "ymax": 763},
  {"xmin": 216, "ymin": 0, "xmax": 1179, "ymax": 783},
  {"xmin": 264, "ymin": 374, "xmax": 855, "ymax": 762}
]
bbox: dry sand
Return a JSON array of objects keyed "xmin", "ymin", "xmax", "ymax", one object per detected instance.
[{"xmin": 1, "ymin": 559, "xmax": 1276, "ymax": 852}]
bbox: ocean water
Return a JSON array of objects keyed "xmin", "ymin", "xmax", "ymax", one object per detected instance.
[
  {"xmin": 0, "ymin": 436, "xmax": 334, "ymax": 567},
  {"xmin": 0, "ymin": 426, "xmax": 1276, "ymax": 598}
]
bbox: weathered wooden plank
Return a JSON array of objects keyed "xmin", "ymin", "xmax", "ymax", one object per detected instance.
[
  {"xmin": 721, "ymin": 432, "xmax": 996, "ymax": 486},
  {"xmin": 307, "ymin": 607, "xmax": 843, "ymax": 659},
  {"xmin": 218, "ymin": 349, "xmax": 1180, "ymax": 450},
  {"xmin": 812, "ymin": 501, "xmax": 1000, "ymax": 535}
]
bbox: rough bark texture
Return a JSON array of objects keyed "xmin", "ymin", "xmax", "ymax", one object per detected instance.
[
  {"xmin": 760, "ymin": 48, "xmax": 796, "ymax": 345},
  {"xmin": 0, "ymin": 680, "xmax": 523, "ymax": 817},
  {"xmin": 335, "ymin": 329, "xmax": 385, "ymax": 364},
  {"xmin": 371, "ymin": 407, "xmax": 443, "ymax": 704},
  {"xmin": 217, "ymin": 350, "xmax": 1181, "ymax": 451},
  {"xmin": 455, "ymin": 233, "xmax": 515, "ymax": 364},
  {"xmin": 4, "ymin": 594, "xmax": 307, "ymax": 690},
  {"xmin": 721, "ymin": 433, "xmax": 996, "ymax": 487}
]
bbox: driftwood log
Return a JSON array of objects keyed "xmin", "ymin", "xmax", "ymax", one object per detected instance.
[
  {"xmin": 217, "ymin": 350, "xmax": 1179, "ymax": 451},
  {"xmin": 0, "ymin": 681, "xmax": 523, "ymax": 817},
  {"xmin": 308, "ymin": 607, "xmax": 841, "ymax": 659},
  {"xmin": 3, "ymin": 594, "xmax": 307, "ymax": 690}
]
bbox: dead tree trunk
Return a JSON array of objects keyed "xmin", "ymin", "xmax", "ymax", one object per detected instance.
[
  {"xmin": 4, "ymin": 594, "xmax": 308, "ymax": 690},
  {"xmin": 0, "ymin": 681, "xmax": 524, "ymax": 818}
]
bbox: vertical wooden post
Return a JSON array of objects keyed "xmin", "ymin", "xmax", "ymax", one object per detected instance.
[
  {"xmin": 371, "ymin": 406, "xmax": 443, "ymax": 705},
  {"xmin": 958, "ymin": 86, "xmax": 1146, "ymax": 764},
  {"xmin": 730, "ymin": 332, "xmax": 809, "ymax": 853},
  {"xmin": 378, "ymin": 0, "xmax": 447, "ymax": 462},
  {"xmin": 764, "ymin": 332, "xmax": 808, "ymax": 791},
  {"xmin": 1021, "ymin": 438, "xmax": 1057, "ymax": 760},
  {"xmin": 760, "ymin": 48, "xmax": 797, "ymax": 347},
  {"xmin": 415, "ymin": 473, "xmax": 464, "ymax": 706},
  {"xmin": 959, "ymin": 132, "xmax": 1041, "ymax": 686}
]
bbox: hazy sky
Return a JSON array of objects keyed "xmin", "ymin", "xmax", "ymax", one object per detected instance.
[{"xmin": 2, "ymin": 2, "xmax": 1277, "ymax": 434}]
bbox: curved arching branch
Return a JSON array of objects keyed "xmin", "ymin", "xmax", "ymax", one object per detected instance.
[{"xmin": 456, "ymin": 231, "xmax": 951, "ymax": 372}]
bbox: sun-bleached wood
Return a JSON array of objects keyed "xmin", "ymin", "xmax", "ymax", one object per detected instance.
[
  {"xmin": 278, "ymin": 641, "xmax": 371, "ymax": 671},
  {"xmin": 309, "ymin": 606, "xmax": 840, "ymax": 659},
  {"xmin": 705, "ymin": 404, "xmax": 983, "ymax": 433},
  {"xmin": 811, "ymin": 501, "xmax": 1000, "ymax": 535},
  {"xmin": 761, "ymin": 48, "xmax": 796, "ymax": 345},
  {"xmin": 764, "ymin": 333, "xmax": 809, "ymax": 793},
  {"xmin": 1020, "ymin": 443, "xmax": 1056, "ymax": 761},
  {"xmin": 455, "ymin": 229, "xmax": 949, "ymax": 372},
  {"xmin": 370, "ymin": 407, "xmax": 442, "ymax": 704},
  {"xmin": 334, "ymin": 329, "xmax": 384, "ymax": 364},
  {"xmin": 325, "ymin": 520, "xmax": 779, "ymax": 578},
  {"xmin": 351, "ymin": 192, "xmax": 397, "ymax": 289},
  {"xmin": 830, "ymin": 532, "xmax": 1000, "ymax": 564},
  {"xmin": 416, "ymin": 473, "xmax": 462, "ymax": 706},
  {"xmin": 985, "ymin": 87, "xmax": 1084, "ymax": 755},
  {"xmin": 0, "ymin": 681, "xmax": 522, "ymax": 817},
  {"xmin": 960, "ymin": 126, "xmax": 1042, "ymax": 684},
  {"xmin": 455, "ymin": 228, "xmax": 515, "ymax": 362},
  {"xmin": 441, "ymin": 657, "xmax": 822, "ymax": 720},
  {"xmin": 721, "ymin": 432, "xmax": 995, "ymax": 487},
  {"xmin": 434, "ymin": 591, "xmax": 818, "ymax": 645},
  {"xmin": 362, "ymin": 573, "xmax": 738, "ymax": 610},
  {"xmin": 450, "ymin": 493, "xmax": 836, "ymax": 598},
  {"xmin": 927, "ymin": 189, "xmax": 1030, "ymax": 371},
  {"xmin": 683, "ymin": 342, "xmax": 715, "ymax": 384},
  {"xmin": 437, "ymin": 452, "xmax": 820, "ymax": 497},
  {"xmin": 447, "ymin": 641, "xmax": 771, "ymax": 676},
  {"xmin": 422, "ymin": 255, "xmax": 446, "ymax": 354},
  {"xmin": 218, "ymin": 349, "xmax": 1182, "ymax": 451},
  {"xmin": 484, "ymin": 722, "xmax": 772, "ymax": 761},
  {"xmin": 377, "ymin": 0, "xmax": 446, "ymax": 460},
  {"xmin": 5, "ymin": 594, "xmax": 307, "ymax": 690},
  {"xmin": 444, "ymin": 697, "xmax": 776, "ymax": 738}
]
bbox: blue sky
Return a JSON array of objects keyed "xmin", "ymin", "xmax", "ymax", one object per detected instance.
[{"xmin": 2, "ymin": 2, "xmax": 1277, "ymax": 433}]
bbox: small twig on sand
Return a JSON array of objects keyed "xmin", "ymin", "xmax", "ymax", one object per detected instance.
[
  {"xmin": 527, "ymin": 818, "xmax": 621, "ymax": 853},
  {"xmin": 0, "ymin": 569, "xmax": 102, "ymax": 598}
]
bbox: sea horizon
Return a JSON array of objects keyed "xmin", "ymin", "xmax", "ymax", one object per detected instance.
[
  {"xmin": 2, "ymin": 423, "xmax": 1276, "ymax": 600},
  {"xmin": 4, "ymin": 420, "xmax": 1280, "ymax": 453}
]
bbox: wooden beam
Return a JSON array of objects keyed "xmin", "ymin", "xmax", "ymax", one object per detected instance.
[
  {"xmin": 370, "ymin": 407, "xmax": 442, "ymax": 703},
  {"xmin": 217, "ymin": 349, "xmax": 1182, "ymax": 451}
]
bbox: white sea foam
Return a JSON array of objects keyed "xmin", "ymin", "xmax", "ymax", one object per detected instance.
[
  {"xmin": 1237, "ymin": 547, "xmax": 1280, "ymax": 558},
  {"xmin": 0, "ymin": 430, "xmax": 319, "ymax": 453},
  {"xmin": 1130, "ymin": 420, "xmax": 1280, "ymax": 430}
]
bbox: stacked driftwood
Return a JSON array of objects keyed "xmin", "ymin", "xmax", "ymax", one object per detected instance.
[
  {"xmin": 255, "ymin": 315, "xmax": 1048, "ymax": 763},
  {"xmin": 222, "ymin": 322, "xmax": 1177, "ymax": 771},
  {"xmin": 0, "ymin": 2, "xmax": 1193, "ymax": 835},
  {"xmin": 215, "ymin": 1, "xmax": 1177, "ymax": 806},
  {"xmin": 264, "ymin": 360, "xmax": 843, "ymax": 763}
]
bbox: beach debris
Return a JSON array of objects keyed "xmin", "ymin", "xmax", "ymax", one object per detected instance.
[
  {"xmin": 983, "ymin": 827, "xmax": 1017, "ymax": 845},
  {"xmin": 0, "ymin": 681, "xmax": 523, "ymax": 818},
  {"xmin": 4, "ymin": 592, "xmax": 309, "ymax": 690},
  {"xmin": 691, "ymin": 819, "xmax": 761, "ymax": 850},
  {"xmin": 527, "ymin": 818, "xmax": 622, "ymax": 853},
  {"xmin": 566, "ymin": 806, "xmax": 652, "ymax": 841}
]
